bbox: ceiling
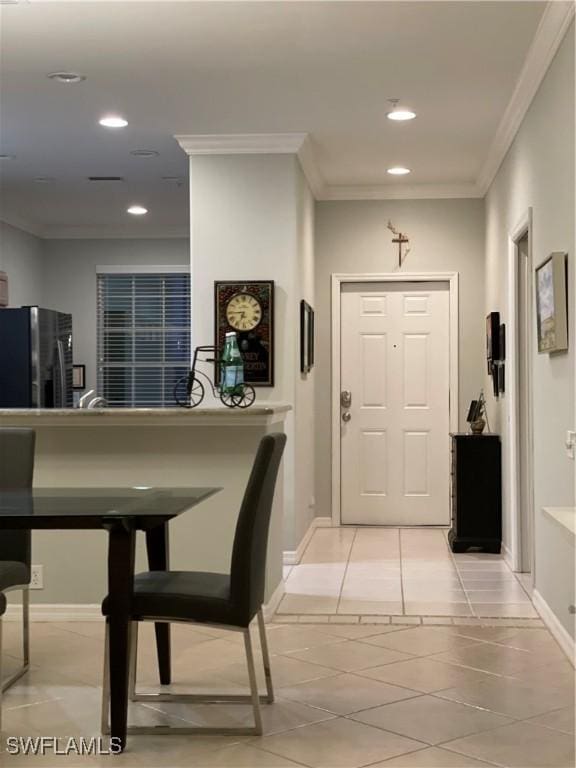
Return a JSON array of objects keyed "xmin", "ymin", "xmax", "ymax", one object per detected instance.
[{"xmin": 0, "ymin": 1, "xmax": 558, "ymax": 237}]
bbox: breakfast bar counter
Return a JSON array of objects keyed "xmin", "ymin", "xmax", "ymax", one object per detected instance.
[{"xmin": 0, "ymin": 405, "xmax": 291, "ymax": 611}]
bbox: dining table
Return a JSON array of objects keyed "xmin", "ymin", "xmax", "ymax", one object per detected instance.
[{"xmin": 0, "ymin": 485, "xmax": 221, "ymax": 750}]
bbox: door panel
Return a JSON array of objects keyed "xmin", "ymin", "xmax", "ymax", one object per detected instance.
[
  {"xmin": 361, "ymin": 430, "xmax": 388, "ymax": 495},
  {"xmin": 341, "ymin": 282, "xmax": 450, "ymax": 526},
  {"xmin": 362, "ymin": 335, "xmax": 387, "ymax": 406}
]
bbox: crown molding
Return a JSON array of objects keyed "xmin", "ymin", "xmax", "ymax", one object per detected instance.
[
  {"xmin": 320, "ymin": 182, "xmax": 483, "ymax": 201},
  {"xmin": 477, "ymin": 0, "xmax": 575, "ymax": 195},
  {"xmin": 175, "ymin": 133, "xmax": 309, "ymax": 156},
  {"xmin": 175, "ymin": 132, "xmax": 325, "ymax": 199},
  {"xmin": 296, "ymin": 135, "xmax": 325, "ymax": 199},
  {"xmin": 0, "ymin": 213, "xmax": 45, "ymax": 238}
]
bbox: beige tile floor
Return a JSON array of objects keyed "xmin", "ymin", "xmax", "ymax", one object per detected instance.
[
  {"xmin": 0, "ymin": 619, "xmax": 573, "ymax": 767},
  {"xmin": 278, "ymin": 528, "xmax": 539, "ymax": 621}
]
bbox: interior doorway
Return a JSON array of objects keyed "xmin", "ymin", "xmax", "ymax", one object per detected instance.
[
  {"xmin": 508, "ymin": 211, "xmax": 534, "ymax": 586},
  {"xmin": 331, "ymin": 274, "xmax": 459, "ymax": 527},
  {"xmin": 516, "ymin": 232, "xmax": 534, "ymax": 578}
]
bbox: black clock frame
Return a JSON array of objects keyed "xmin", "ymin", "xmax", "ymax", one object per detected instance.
[{"xmin": 214, "ymin": 280, "xmax": 275, "ymax": 387}]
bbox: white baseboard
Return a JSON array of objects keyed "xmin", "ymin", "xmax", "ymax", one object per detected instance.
[
  {"xmin": 4, "ymin": 604, "xmax": 102, "ymax": 622},
  {"xmin": 501, "ymin": 542, "xmax": 513, "ymax": 569},
  {"xmin": 283, "ymin": 516, "xmax": 332, "ymax": 565},
  {"xmin": 263, "ymin": 579, "xmax": 285, "ymax": 621},
  {"xmin": 532, "ymin": 588, "xmax": 575, "ymax": 666}
]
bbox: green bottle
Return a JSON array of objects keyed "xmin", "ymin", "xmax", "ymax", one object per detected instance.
[{"xmin": 220, "ymin": 332, "xmax": 244, "ymax": 394}]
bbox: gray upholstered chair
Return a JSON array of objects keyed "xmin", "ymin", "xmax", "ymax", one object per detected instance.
[
  {"xmin": 101, "ymin": 432, "xmax": 286, "ymax": 736},
  {"xmin": 0, "ymin": 428, "xmax": 35, "ymax": 695}
]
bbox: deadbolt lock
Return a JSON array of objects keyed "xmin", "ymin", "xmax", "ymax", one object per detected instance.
[
  {"xmin": 341, "ymin": 390, "xmax": 352, "ymax": 408},
  {"xmin": 342, "ymin": 411, "xmax": 351, "ymax": 423}
]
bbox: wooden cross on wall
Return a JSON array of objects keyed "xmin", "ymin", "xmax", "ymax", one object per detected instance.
[{"xmin": 387, "ymin": 220, "xmax": 411, "ymax": 267}]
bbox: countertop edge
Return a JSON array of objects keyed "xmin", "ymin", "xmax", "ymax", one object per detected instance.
[{"xmin": 0, "ymin": 405, "xmax": 292, "ymax": 427}]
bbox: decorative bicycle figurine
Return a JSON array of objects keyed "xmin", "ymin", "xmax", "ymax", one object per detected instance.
[{"xmin": 174, "ymin": 344, "xmax": 256, "ymax": 409}]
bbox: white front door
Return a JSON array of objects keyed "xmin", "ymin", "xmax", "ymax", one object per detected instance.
[{"xmin": 340, "ymin": 282, "xmax": 450, "ymax": 525}]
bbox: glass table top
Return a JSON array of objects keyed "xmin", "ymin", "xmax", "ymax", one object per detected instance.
[{"xmin": 0, "ymin": 487, "xmax": 221, "ymax": 520}]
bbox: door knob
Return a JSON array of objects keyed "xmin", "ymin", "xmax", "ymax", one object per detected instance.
[
  {"xmin": 341, "ymin": 390, "xmax": 352, "ymax": 408},
  {"xmin": 342, "ymin": 411, "xmax": 351, "ymax": 423}
]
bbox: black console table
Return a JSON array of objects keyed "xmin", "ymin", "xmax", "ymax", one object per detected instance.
[{"xmin": 448, "ymin": 433, "xmax": 502, "ymax": 553}]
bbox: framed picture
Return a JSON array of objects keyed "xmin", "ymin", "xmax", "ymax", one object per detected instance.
[
  {"xmin": 72, "ymin": 364, "xmax": 86, "ymax": 390},
  {"xmin": 486, "ymin": 312, "xmax": 500, "ymax": 373},
  {"xmin": 300, "ymin": 300, "xmax": 315, "ymax": 374},
  {"xmin": 535, "ymin": 252, "xmax": 568, "ymax": 353},
  {"xmin": 499, "ymin": 324, "xmax": 506, "ymax": 361},
  {"xmin": 497, "ymin": 362, "xmax": 505, "ymax": 395},
  {"xmin": 214, "ymin": 280, "xmax": 274, "ymax": 386},
  {"xmin": 466, "ymin": 399, "xmax": 481, "ymax": 423}
]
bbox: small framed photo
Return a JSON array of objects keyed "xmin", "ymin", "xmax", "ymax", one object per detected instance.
[
  {"xmin": 499, "ymin": 324, "xmax": 506, "ymax": 362},
  {"xmin": 486, "ymin": 312, "xmax": 500, "ymax": 373},
  {"xmin": 498, "ymin": 362, "xmax": 505, "ymax": 395},
  {"xmin": 535, "ymin": 252, "xmax": 568, "ymax": 353},
  {"xmin": 300, "ymin": 300, "xmax": 315, "ymax": 374},
  {"xmin": 72, "ymin": 364, "xmax": 86, "ymax": 390}
]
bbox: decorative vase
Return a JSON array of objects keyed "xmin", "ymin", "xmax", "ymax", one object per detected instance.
[{"xmin": 471, "ymin": 418, "xmax": 486, "ymax": 435}]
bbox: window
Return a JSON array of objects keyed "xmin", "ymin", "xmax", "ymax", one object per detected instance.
[{"xmin": 97, "ymin": 269, "xmax": 191, "ymax": 407}]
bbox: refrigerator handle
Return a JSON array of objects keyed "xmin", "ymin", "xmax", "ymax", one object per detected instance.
[{"xmin": 56, "ymin": 340, "xmax": 67, "ymax": 408}]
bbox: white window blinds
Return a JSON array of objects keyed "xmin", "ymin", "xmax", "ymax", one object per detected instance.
[{"xmin": 96, "ymin": 271, "xmax": 191, "ymax": 407}]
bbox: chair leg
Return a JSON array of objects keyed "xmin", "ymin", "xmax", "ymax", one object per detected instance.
[
  {"xmin": 1, "ymin": 588, "xmax": 30, "ymax": 693},
  {"xmin": 102, "ymin": 619, "xmax": 268, "ymax": 735},
  {"xmin": 128, "ymin": 622, "xmax": 138, "ymax": 702},
  {"xmin": 257, "ymin": 608, "xmax": 274, "ymax": 703},
  {"xmin": 101, "ymin": 621, "xmax": 110, "ymax": 736},
  {"xmin": 0, "ymin": 617, "xmax": 4, "ymax": 733},
  {"xmin": 244, "ymin": 627, "xmax": 263, "ymax": 736},
  {"xmin": 22, "ymin": 588, "xmax": 30, "ymax": 667}
]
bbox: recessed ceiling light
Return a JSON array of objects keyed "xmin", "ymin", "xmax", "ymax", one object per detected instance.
[
  {"xmin": 47, "ymin": 72, "xmax": 86, "ymax": 84},
  {"xmin": 387, "ymin": 166, "xmax": 411, "ymax": 176},
  {"xmin": 387, "ymin": 109, "xmax": 416, "ymax": 121},
  {"xmin": 130, "ymin": 149, "xmax": 159, "ymax": 158},
  {"xmin": 127, "ymin": 205, "xmax": 148, "ymax": 216},
  {"xmin": 99, "ymin": 115, "xmax": 128, "ymax": 129},
  {"xmin": 34, "ymin": 176, "xmax": 55, "ymax": 183},
  {"xmin": 386, "ymin": 98, "xmax": 416, "ymax": 122}
]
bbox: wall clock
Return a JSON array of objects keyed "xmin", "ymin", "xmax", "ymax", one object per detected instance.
[{"xmin": 214, "ymin": 280, "xmax": 274, "ymax": 386}]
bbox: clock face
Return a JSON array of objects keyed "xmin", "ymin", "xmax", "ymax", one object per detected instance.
[{"xmin": 225, "ymin": 293, "xmax": 262, "ymax": 331}]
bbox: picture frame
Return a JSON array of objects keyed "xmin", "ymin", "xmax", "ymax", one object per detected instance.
[
  {"xmin": 497, "ymin": 362, "xmax": 505, "ymax": 395},
  {"xmin": 486, "ymin": 311, "xmax": 500, "ymax": 373},
  {"xmin": 535, "ymin": 252, "xmax": 568, "ymax": 353},
  {"xmin": 300, "ymin": 300, "xmax": 315, "ymax": 374},
  {"xmin": 72, "ymin": 364, "xmax": 86, "ymax": 390},
  {"xmin": 499, "ymin": 323, "xmax": 506, "ymax": 362},
  {"xmin": 214, "ymin": 280, "xmax": 275, "ymax": 386},
  {"xmin": 466, "ymin": 399, "xmax": 481, "ymax": 423}
]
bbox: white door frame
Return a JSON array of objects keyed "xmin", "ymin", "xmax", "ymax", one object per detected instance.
[
  {"xmin": 331, "ymin": 272, "xmax": 460, "ymax": 527},
  {"xmin": 507, "ymin": 208, "xmax": 535, "ymax": 577}
]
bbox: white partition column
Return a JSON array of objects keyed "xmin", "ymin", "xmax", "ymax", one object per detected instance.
[{"xmin": 176, "ymin": 134, "xmax": 318, "ymax": 561}]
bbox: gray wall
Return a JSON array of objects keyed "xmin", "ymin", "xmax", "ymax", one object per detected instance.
[
  {"xmin": 0, "ymin": 221, "xmax": 44, "ymax": 308},
  {"xmin": 41, "ymin": 238, "xmax": 189, "ymax": 391},
  {"xmin": 314, "ymin": 198, "xmax": 486, "ymax": 519},
  {"xmin": 485, "ymin": 24, "xmax": 574, "ymax": 638}
]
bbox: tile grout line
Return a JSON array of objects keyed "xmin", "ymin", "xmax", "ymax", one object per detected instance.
[
  {"xmin": 336, "ymin": 526, "xmax": 359, "ymax": 615},
  {"xmin": 446, "ymin": 532, "xmax": 476, "ymax": 619}
]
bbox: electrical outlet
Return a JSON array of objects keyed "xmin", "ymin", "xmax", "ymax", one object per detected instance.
[{"xmin": 30, "ymin": 565, "xmax": 43, "ymax": 589}]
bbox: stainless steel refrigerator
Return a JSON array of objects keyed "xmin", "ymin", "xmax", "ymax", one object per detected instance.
[{"xmin": 0, "ymin": 306, "xmax": 73, "ymax": 408}]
